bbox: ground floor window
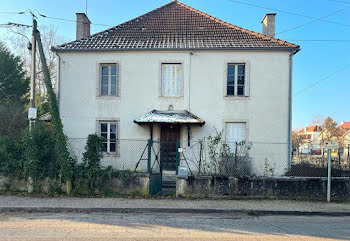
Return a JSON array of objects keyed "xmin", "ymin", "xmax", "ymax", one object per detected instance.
[
  {"xmin": 225, "ymin": 122, "xmax": 246, "ymax": 152},
  {"xmin": 100, "ymin": 122, "xmax": 117, "ymax": 153}
]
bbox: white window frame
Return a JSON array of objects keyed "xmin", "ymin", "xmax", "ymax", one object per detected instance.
[
  {"xmin": 159, "ymin": 62, "xmax": 184, "ymax": 98},
  {"xmin": 97, "ymin": 119, "xmax": 120, "ymax": 155},
  {"xmin": 224, "ymin": 121, "xmax": 248, "ymax": 153},
  {"xmin": 97, "ymin": 62, "xmax": 120, "ymax": 97},
  {"xmin": 226, "ymin": 64, "xmax": 246, "ymax": 97},
  {"xmin": 224, "ymin": 62, "xmax": 250, "ymax": 98}
]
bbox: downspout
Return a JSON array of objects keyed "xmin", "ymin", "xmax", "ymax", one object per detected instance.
[
  {"xmin": 287, "ymin": 50, "xmax": 296, "ymax": 171},
  {"xmin": 188, "ymin": 51, "xmax": 193, "ymax": 112},
  {"xmin": 56, "ymin": 54, "xmax": 61, "ymax": 112}
]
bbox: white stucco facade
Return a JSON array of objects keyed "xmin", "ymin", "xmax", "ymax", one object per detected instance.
[{"xmin": 57, "ymin": 50, "xmax": 292, "ymax": 176}]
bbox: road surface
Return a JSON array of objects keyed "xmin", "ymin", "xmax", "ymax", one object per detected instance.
[{"xmin": 0, "ymin": 212, "xmax": 349, "ymax": 240}]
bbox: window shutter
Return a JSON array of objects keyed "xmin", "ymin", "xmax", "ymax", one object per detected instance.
[
  {"xmin": 226, "ymin": 123, "xmax": 246, "ymax": 142},
  {"xmin": 161, "ymin": 64, "xmax": 181, "ymax": 97}
]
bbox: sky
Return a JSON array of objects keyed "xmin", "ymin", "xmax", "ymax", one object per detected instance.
[{"xmin": 0, "ymin": 0, "xmax": 349, "ymax": 129}]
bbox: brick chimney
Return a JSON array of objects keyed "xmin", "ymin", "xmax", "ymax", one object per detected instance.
[
  {"xmin": 76, "ymin": 13, "xmax": 90, "ymax": 40},
  {"xmin": 261, "ymin": 13, "xmax": 276, "ymax": 37}
]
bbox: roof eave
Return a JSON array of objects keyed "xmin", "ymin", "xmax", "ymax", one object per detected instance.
[{"xmin": 52, "ymin": 46, "xmax": 299, "ymax": 53}]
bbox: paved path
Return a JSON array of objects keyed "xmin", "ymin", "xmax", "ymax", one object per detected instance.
[
  {"xmin": 0, "ymin": 212, "xmax": 349, "ymax": 240},
  {"xmin": 0, "ymin": 196, "xmax": 349, "ymax": 213}
]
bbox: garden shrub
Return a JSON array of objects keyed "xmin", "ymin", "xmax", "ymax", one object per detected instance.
[
  {"xmin": 22, "ymin": 122, "xmax": 59, "ymax": 181},
  {"xmin": 0, "ymin": 135, "xmax": 23, "ymax": 179}
]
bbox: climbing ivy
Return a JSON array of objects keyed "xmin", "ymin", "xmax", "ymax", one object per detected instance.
[{"xmin": 35, "ymin": 31, "xmax": 73, "ymax": 182}]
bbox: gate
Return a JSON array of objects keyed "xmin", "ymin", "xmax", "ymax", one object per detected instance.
[{"xmin": 147, "ymin": 140, "xmax": 162, "ymax": 195}]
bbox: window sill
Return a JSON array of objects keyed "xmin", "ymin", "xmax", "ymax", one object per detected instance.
[
  {"xmin": 224, "ymin": 96, "xmax": 250, "ymax": 100},
  {"xmin": 97, "ymin": 95, "xmax": 121, "ymax": 100},
  {"xmin": 158, "ymin": 96, "xmax": 184, "ymax": 99},
  {"xmin": 102, "ymin": 152, "xmax": 120, "ymax": 158}
]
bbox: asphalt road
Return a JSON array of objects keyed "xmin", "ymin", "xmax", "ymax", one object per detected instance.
[{"xmin": 0, "ymin": 212, "xmax": 349, "ymax": 241}]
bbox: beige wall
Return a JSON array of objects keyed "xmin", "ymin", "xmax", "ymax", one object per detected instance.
[{"xmin": 57, "ymin": 50, "xmax": 291, "ymax": 176}]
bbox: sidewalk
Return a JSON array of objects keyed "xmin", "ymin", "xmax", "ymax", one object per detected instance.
[{"xmin": 0, "ymin": 195, "xmax": 349, "ymax": 216}]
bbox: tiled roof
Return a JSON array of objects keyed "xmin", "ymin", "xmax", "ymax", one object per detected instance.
[
  {"xmin": 298, "ymin": 125, "xmax": 322, "ymax": 133},
  {"xmin": 53, "ymin": 1, "xmax": 299, "ymax": 51},
  {"xmin": 339, "ymin": 121, "xmax": 350, "ymax": 130}
]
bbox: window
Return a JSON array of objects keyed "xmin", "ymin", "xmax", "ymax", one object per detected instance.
[
  {"xmin": 161, "ymin": 63, "xmax": 182, "ymax": 97},
  {"xmin": 227, "ymin": 64, "xmax": 245, "ymax": 96},
  {"xmin": 225, "ymin": 122, "xmax": 246, "ymax": 151},
  {"xmin": 100, "ymin": 64, "xmax": 118, "ymax": 96},
  {"xmin": 100, "ymin": 122, "xmax": 117, "ymax": 153}
]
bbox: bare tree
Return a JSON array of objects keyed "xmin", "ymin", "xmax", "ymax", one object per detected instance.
[
  {"xmin": 292, "ymin": 131, "xmax": 305, "ymax": 157},
  {"xmin": 312, "ymin": 115, "xmax": 324, "ymax": 125},
  {"xmin": 3, "ymin": 24, "xmax": 66, "ymax": 115}
]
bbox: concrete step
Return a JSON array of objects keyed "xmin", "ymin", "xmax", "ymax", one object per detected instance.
[{"xmin": 161, "ymin": 171, "xmax": 176, "ymax": 195}]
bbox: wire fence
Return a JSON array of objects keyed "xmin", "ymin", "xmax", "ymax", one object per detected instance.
[{"xmin": 67, "ymin": 138, "xmax": 350, "ymax": 177}]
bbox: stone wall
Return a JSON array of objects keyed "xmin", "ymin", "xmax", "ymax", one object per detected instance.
[
  {"xmin": 0, "ymin": 173, "xmax": 150, "ymax": 195},
  {"xmin": 177, "ymin": 176, "xmax": 350, "ymax": 200}
]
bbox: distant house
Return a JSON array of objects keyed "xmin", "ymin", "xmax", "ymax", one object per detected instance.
[
  {"xmin": 342, "ymin": 130, "xmax": 350, "ymax": 156},
  {"xmin": 298, "ymin": 125, "xmax": 322, "ymax": 154},
  {"xmin": 52, "ymin": 1, "xmax": 300, "ymax": 176},
  {"xmin": 318, "ymin": 123, "xmax": 349, "ymax": 156},
  {"xmin": 339, "ymin": 121, "xmax": 350, "ymax": 131}
]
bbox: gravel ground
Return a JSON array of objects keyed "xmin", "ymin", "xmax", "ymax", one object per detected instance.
[{"xmin": 0, "ymin": 195, "xmax": 349, "ymax": 212}]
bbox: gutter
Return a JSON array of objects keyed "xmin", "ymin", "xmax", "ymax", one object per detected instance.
[
  {"xmin": 51, "ymin": 46, "xmax": 299, "ymax": 53},
  {"xmin": 287, "ymin": 48, "xmax": 300, "ymax": 170}
]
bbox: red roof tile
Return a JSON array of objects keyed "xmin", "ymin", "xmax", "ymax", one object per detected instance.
[
  {"xmin": 298, "ymin": 125, "xmax": 322, "ymax": 133},
  {"xmin": 339, "ymin": 122, "xmax": 350, "ymax": 130},
  {"xmin": 53, "ymin": 1, "xmax": 299, "ymax": 51}
]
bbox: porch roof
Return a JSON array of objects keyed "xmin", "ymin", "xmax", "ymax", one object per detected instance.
[{"xmin": 134, "ymin": 110, "xmax": 205, "ymax": 126}]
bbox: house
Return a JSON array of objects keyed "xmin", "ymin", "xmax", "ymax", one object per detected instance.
[
  {"xmin": 297, "ymin": 125, "xmax": 322, "ymax": 154},
  {"xmin": 52, "ymin": 1, "xmax": 300, "ymax": 176},
  {"xmin": 318, "ymin": 123, "xmax": 349, "ymax": 156},
  {"xmin": 339, "ymin": 121, "xmax": 350, "ymax": 131}
]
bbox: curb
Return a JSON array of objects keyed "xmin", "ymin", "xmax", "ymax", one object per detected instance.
[{"xmin": 0, "ymin": 207, "xmax": 350, "ymax": 216}]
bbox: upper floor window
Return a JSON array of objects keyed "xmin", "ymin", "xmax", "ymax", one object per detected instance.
[
  {"xmin": 100, "ymin": 64, "xmax": 118, "ymax": 96},
  {"xmin": 161, "ymin": 63, "xmax": 182, "ymax": 97},
  {"xmin": 227, "ymin": 64, "xmax": 245, "ymax": 96}
]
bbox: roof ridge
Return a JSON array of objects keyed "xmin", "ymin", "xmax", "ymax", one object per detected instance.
[{"xmin": 174, "ymin": 0, "xmax": 297, "ymax": 48}]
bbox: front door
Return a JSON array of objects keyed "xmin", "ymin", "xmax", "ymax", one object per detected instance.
[{"xmin": 160, "ymin": 124, "xmax": 180, "ymax": 171}]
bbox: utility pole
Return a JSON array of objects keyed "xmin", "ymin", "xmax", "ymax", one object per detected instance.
[{"xmin": 28, "ymin": 16, "xmax": 37, "ymax": 131}]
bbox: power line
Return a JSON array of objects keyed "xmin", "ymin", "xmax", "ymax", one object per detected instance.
[
  {"xmin": 227, "ymin": 0, "xmax": 350, "ymax": 27},
  {"xmin": 329, "ymin": 0, "xmax": 350, "ymax": 4},
  {"xmin": 0, "ymin": 9, "xmax": 113, "ymax": 27},
  {"xmin": 286, "ymin": 39, "xmax": 350, "ymax": 42},
  {"xmin": 35, "ymin": 11, "xmax": 113, "ymax": 27},
  {"xmin": 294, "ymin": 64, "xmax": 350, "ymax": 96},
  {"xmin": 277, "ymin": 6, "xmax": 350, "ymax": 35}
]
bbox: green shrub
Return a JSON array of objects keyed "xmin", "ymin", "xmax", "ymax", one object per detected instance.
[
  {"xmin": 0, "ymin": 136, "xmax": 23, "ymax": 178},
  {"xmin": 22, "ymin": 122, "xmax": 59, "ymax": 181}
]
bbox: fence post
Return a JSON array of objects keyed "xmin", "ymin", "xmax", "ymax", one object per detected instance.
[
  {"xmin": 147, "ymin": 139, "xmax": 152, "ymax": 174},
  {"xmin": 176, "ymin": 139, "xmax": 180, "ymax": 175}
]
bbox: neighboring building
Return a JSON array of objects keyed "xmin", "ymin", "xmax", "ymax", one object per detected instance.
[
  {"xmin": 343, "ymin": 130, "xmax": 350, "ymax": 156},
  {"xmin": 318, "ymin": 123, "xmax": 349, "ymax": 156},
  {"xmin": 297, "ymin": 125, "xmax": 322, "ymax": 154},
  {"xmin": 52, "ymin": 1, "xmax": 299, "ymax": 176},
  {"xmin": 339, "ymin": 121, "xmax": 350, "ymax": 131}
]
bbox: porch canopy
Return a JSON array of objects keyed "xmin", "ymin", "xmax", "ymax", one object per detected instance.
[{"xmin": 134, "ymin": 110, "xmax": 205, "ymax": 126}]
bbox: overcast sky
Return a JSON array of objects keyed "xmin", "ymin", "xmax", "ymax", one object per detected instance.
[{"xmin": 1, "ymin": 0, "xmax": 349, "ymax": 129}]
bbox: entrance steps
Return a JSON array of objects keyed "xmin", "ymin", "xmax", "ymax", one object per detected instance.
[{"xmin": 162, "ymin": 170, "xmax": 176, "ymax": 195}]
